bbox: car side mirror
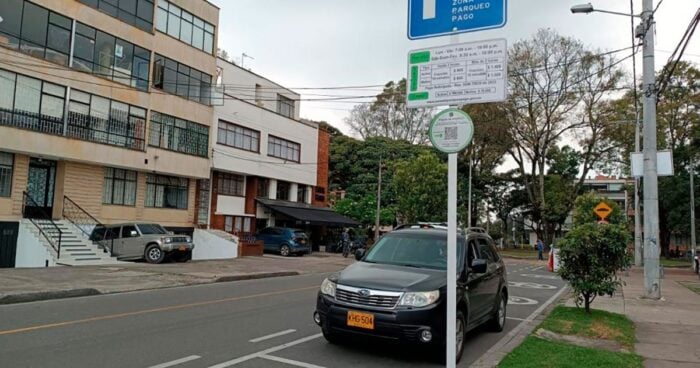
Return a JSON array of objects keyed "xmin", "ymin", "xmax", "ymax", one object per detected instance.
[
  {"xmin": 471, "ymin": 258, "xmax": 487, "ymax": 274},
  {"xmin": 355, "ymin": 249, "xmax": 365, "ymax": 261},
  {"xmin": 130, "ymin": 230, "xmax": 138, "ymax": 237}
]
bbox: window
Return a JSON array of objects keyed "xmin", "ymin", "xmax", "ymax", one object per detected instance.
[
  {"xmin": 103, "ymin": 167, "xmax": 137, "ymax": 206},
  {"xmin": 66, "ymin": 89, "xmax": 146, "ymax": 150},
  {"xmin": 276, "ymin": 181, "xmax": 290, "ymax": 201},
  {"xmin": 78, "ymin": 0, "xmax": 154, "ymax": 32},
  {"xmin": 137, "ymin": 224, "xmax": 167, "ymax": 234},
  {"xmin": 145, "ymin": 174, "xmax": 189, "ymax": 209},
  {"xmin": 477, "ymin": 239, "xmax": 497, "ymax": 262},
  {"xmin": 277, "ymin": 95, "xmax": 295, "ymax": 119},
  {"xmin": 297, "ymin": 185, "xmax": 308, "ymax": 203},
  {"xmin": 149, "ymin": 111, "xmax": 209, "ymax": 157},
  {"xmin": 153, "ymin": 54, "xmax": 212, "ymax": 104},
  {"xmin": 121, "ymin": 225, "xmax": 139, "ymax": 238},
  {"xmin": 0, "ymin": 1, "xmax": 72, "ymax": 66},
  {"xmin": 217, "ymin": 173, "xmax": 244, "ymax": 197},
  {"xmin": 267, "ymin": 136, "xmax": 300, "ymax": 162},
  {"xmin": 155, "ymin": 0, "xmax": 215, "ymax": 54},
  {"xmin": 315, "ymin": 187, "xmax": 326, "ymax": 202},
  {"xmin": 257, "ymin": 178, "xmax": 269, "ymax": 198},
  {"xmin": 217, "ymin": 120, "xmax": 260, "ymax": 152},
  {"xmin": 224, "ymin": 216, "xmax": 252, "ymax": 234},
  {"xmin": 0, "ymin": 152, "xmax": 13, "ymax": 197},
  {"xmin": 0, "ymin": 69, "xmax": 65, "ymax": 137},
  {"xmin": 73, "ymin": 22, "xmax": 151, "ymax": 91},
  {"xmin": 224, "ymin": 216, "xmax": 232, "ymax": 232}
]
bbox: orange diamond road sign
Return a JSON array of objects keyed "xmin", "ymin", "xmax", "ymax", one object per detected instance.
[{"xmin": 594, "ymin": 202, "xmax": 612, "ymax": 220}]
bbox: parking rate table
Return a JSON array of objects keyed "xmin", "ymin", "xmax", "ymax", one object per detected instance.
[{"xmin": 407, "ymin": 38, "xmax": 507, "ymax": 108}]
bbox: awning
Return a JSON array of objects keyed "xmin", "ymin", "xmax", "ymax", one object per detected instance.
[{"xmin": 257, "ymin": 198, "xmax": 360, "ymax": 227}]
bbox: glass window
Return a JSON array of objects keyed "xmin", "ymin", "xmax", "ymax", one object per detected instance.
[
  {"xmin": 94, "ymin": 31, "xmax": 116, "ymax": 79},
  {"xmin": 217, "ymin": 173, "xmax": 244, "ymax": 196},
  {"xmin": 20, "ymin": 2, "xmax": 48, "ymax": 47},
  {"xmin": 152, "ymin": 53, "xmax": 212, "ymax": 104},
  {"xmin": 0, "ymin": 0, "xmax": 23, "ymax": 50},
  {"xmin": 79, "ymin": 0, "xmax": 153, "ymax": 32},
  {"xmin": 277, "ymin": 95, "xmax": 295, "ymax": 119},
  {"xmin": 224, "ymin": 216, "xmax": 233, "ymax": 232},
  {"xmin": 0, "ymin": 152, "xmax": 13, "ymax": 197},
  {"xmin": 364, "ymin": 233, "xmax": 466, "ymax": 271},
  {"xmin": 103, "ymin": 167, "xmax": 137, "ymax": 206},
  {"xmin": 145, "ymin": 174, "xmax": 189, "ymax": 209},
  {"xmin": 297, "ymin": 185, "xmax": 308, "ymax": 203},
  {"xmin": 217, "ymin": 120, "xmax": 260, "ymax": 152},
  {"xmin": 267, "ymin": 136, "xmax": 300, "ymax": 162},
  {"xmin": 156, "ymin": 0, "xmax": 215, "ymax": 54},
  {"xmin": 257, "ymin": 178, "xmax": 269, "ymax": 198},
  {"xmin": 276, "ymin": 181, "xmax": 290, "ymax": 201},
  {"xmin": 149, "ymin": 111, "xmax": 209, "ymax": 157},
  {"xmin": 0, "ymin": 70, "xmax": 16, "ymax": 116},
  {"xmin": 137, "ymin": 224, "xmax": 167, "ymax": 234},
  {"xmin": 121, "ymin": 225, "xmax": 138, "ymax": 238}
]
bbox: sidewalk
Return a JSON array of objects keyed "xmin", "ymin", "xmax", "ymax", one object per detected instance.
[
  {"xmin": 571, "ymin": 267, "xmax": 700, "ymax": 368},
  {"xmin": 0, "ymin": 253, "xmax": 354, "ymax": 304}
]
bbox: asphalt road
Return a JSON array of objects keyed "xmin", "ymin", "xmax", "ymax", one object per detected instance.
[{"xmin": 0, "ymin": 260, "xmax": 566, "ymax": 368}]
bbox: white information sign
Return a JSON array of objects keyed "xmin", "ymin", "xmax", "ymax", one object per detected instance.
[
  {"xmin": 429, "ymin": 109, "xmax": 474, "ymax": 153},
  {"xmin": 407, "ymin": 38, "xmax": 507, "ymax": 108},
  {"xmin": 631, "ymin": 151, "xmax": 674, "ymax": 177}
]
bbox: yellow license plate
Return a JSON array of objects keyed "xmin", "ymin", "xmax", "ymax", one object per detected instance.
[
  {"xmin": 347, "ymin": 310, "xmax": 374, "ymax": 330},
  {"xmin": 301, "ymin": 240, "xmax": 306, "ymax": 244},
  {"xmin": 179, "ymin": 246, "xmax": 186, "ymax": 251}
]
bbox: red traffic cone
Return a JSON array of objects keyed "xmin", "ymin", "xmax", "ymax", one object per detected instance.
[{"xmin": 547, "ymin": 250, "xmax": 554, "ymax": 272}]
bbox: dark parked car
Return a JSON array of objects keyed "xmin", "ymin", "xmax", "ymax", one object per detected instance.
[
  {"xmin": 313, "ymin": 228, "xmax": 507, "ymax": 363},
  {"xmin": 256, "ymin": 227, "xmax": 311, "ymax": 256}
]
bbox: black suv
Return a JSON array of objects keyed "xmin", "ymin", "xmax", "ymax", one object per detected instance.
[{"xmin": 313, "ymin": 228, "xmax": 507, "ymax": 363}]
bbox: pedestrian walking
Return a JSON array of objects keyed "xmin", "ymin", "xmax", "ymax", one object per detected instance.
[{"xmin": 537, "ymin": 238, "xmax": 545, "ymax": 261}]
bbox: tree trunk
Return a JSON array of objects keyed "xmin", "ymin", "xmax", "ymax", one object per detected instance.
[{"xmin": 584, "ymin": 293, "xmax": 591, "ymax": 314}]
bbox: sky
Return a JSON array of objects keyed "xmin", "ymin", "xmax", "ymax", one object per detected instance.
[{"xmin": 210, "ymin": 0, "xmax": 700, "ymax": 136}]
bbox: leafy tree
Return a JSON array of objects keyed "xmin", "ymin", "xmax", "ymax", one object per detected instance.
[
  {"xmin": 344, "ymin": 80, "xmax": 433, "ymax": 144},
  {"xmin": 334, "ymin": 195, "xmax": 394, "ymax": 226},
  {"xmin": 391, "ymin": 152, "xmax": 448, "ymax": 223},
  {"xmin": 558, "ymin": 194, "xmax": 631, "ymax": 313}
]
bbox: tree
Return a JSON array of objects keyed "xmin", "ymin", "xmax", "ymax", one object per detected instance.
[
  {"xmin": 334, "ymin": 195, "xmax": 394, "ymax": 226},
  {"xmin": 344, "ymin": 80, "xmax": 433, "ymax": 144},
  {"xmin": 391, "ymin": 152, "xmax": 448, "ymax": 223},
  {"xmin": 504, "ymin": 28, "xmax": 625, "ymax": 245},
  {"xmin": 558, "ymin": 194, "xmax": 631, "ymax": 313}
]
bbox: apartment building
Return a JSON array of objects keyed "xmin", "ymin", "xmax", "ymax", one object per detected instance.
[
  {"xmin": 0, "ymin": 0, "xmax": 219, "ymax": 266},
  {"xmin": 207, "ymin": 58, "xmax": 357, "ymax": 247}
]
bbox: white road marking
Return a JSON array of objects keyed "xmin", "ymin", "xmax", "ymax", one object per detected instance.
[
  {"xmin": 260, "ymin": 354, "xmax": 326, "ymax": 368},
  {"xmin": 249, "ymin": 329, "xmax": 297, "ymax": 343},
  {"xmin": 520, "ymin": 273, "xmax": 561, "ymax": 280},
  {"xmin": 507, "ymin": 296, "xmax": 538, "ymax": 305},
  {"xmin": 208, "ymin": 333, "xmax": 323, "ymax": 368},
  {"xmin": 506, "ymin": 317, "xmax": 526, "ymax": 321},
  {"xmin": 533, "ymin": 266, "xmax": 544, "ymax": 271},
  {"xmin": 508, "ymin": 281, "xmax": 557, "ymax": 290},
  {"xmin": 148, "ymin": 355, "xmax": 201, "ymax": 368}
]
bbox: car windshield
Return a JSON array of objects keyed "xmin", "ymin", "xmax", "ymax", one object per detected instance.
[
  {"xmin": 137, "ymin": 224, "xmax": 168, "ymax": 235},
  {"xmin": 363, "ymin": 232, "xmax": 465, "ymax": 270},
  {"xmin": 293, "ymin": 231, "xmax": 307, "ymax": 238}
]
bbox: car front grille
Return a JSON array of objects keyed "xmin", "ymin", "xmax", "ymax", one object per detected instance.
[
  {"xmin": 170, "ymin": 237, "xmax": 189, "ymax": 243},
  {"xmin": 335, "ymin": 285, "xmax": 401, "ymax": 309}
]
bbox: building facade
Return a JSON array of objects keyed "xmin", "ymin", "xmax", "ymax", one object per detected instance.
[
  {"xmin": 0, "ymin": 0, "xmax": 220, "ymax": 266},
  {"xmin": 207, "ymin": 58, "xmax": 348, "ymax": 244}
]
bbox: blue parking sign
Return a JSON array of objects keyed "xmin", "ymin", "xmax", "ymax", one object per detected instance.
[{"xmin": 408, "ymin": 0, "xmax": 507, "ymax": 40}]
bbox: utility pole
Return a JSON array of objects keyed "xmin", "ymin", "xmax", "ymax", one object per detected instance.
[
  {"xmin": 374, "ymin": 156, "xmax": 382, "ymax": 241},
  {"xmin": 635, "ymin": 112, "xmax": 643, "ymax": 266},
  {"xmin": 641, "ymin": 0, "xmax": 660, "ymax": 299},
  {"xmin": 691, "ymin": 164, "xmax": 696, "ymax": 268}
]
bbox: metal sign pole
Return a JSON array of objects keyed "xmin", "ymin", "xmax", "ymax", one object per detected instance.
[{"xmin": 446, "ymin": 153, "xmax": 458, "ymax": 368}]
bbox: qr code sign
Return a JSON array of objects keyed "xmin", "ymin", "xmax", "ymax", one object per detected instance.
[{"xmin": 445, "ymin": 127, "xmax": 458, "ymax": 140}]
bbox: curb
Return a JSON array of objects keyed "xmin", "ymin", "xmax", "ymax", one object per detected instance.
[
  {"xmin": 214, "ymin": 271, "xmax": 300, "ymax": 283},
  {"xmin": 0, "ymin": 288, "xmax": 101, "ymax": 305}
]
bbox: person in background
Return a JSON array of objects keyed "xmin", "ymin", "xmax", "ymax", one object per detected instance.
[{"xmin": 536, "ymin": 238, "xmax": 545, "ymax": 261}]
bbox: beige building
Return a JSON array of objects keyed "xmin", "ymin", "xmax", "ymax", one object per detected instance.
[{"xmin": 0, "ymin": 0, "xmax": 219, "ymax": 266}]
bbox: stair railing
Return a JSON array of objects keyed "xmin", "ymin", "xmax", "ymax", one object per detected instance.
[
  {"xmin": 22, "ymin": 191, "xmax": 62, "ymax": 259},
  {"xmin": 62, "ymin": 196, "xmax": 111, "ymax": 253}
]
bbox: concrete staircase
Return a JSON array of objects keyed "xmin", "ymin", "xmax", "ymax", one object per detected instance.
[{"xmin": 23, "ymin": 219, "xmax": 121, "ymax": 266}]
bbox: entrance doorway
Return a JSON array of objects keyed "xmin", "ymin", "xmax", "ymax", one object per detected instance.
[
  {"xmin": 0, "ymin": 222, "xmax": 19, "ymax": 268},
  {"xmin": 24, "ymin": 158, "xmax": 57, "ymax": 219}
]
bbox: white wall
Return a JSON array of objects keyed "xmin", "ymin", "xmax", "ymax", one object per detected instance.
[
  {"xmin": 15, "ymin": 221, "xmax": 56, "ymax": 268},
  {"xmin": 216, "ymin": 195, "xmax": 248, "ymax": 216},
  {"xmin": 192, "ymin": 229, "xmax": 239, "ymax": 260}
]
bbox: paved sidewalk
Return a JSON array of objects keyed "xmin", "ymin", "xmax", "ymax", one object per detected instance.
[
  {"xmin": 568, "ymin": 267, "xmax": 700, "ymax": 368},
  {"xmin": 0, "ymin": 253, "xmax": 354, "ymax": 304}
]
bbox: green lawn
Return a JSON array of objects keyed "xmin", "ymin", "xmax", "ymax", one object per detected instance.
[
  {"xmin": 539, "ymin": 306, "xmax": 637, "ymax": 348},
  {"xmin": 660, "ymin": 258, "xmax": 692, "ymax": 268},
  {"xmin": 499, "ymin": 337, "xmax": 643, "ymax": 368},
  {"xmin": 499, "ymin": 248, "xmax": 540, "ymax": 259},
  {"xmin": 679, "ymin": 281, "xmax": 700, "ymax": 295}
]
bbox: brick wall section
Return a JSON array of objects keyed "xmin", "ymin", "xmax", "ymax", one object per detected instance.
[
  {"xmin": 63, "ymin": 162, "xmax": 104, "ymax": 216},
  {"xmin": 10, "ymin": 155, "xmax": 30, "ymax": 216},
  {"xmin": 245, "ymin": 176, "xmax": 258, "ymax": 215},
  {"xmin": 313, "ymin": 127, "xmax": 330, "ymax": 207}
]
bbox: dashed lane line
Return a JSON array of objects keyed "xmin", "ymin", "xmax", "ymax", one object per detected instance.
[
  {"xmin": 208, "ymin": 333, "xmax": 323, "ymax": 368},
  {"xmin": 260, "ymin": 354, "xmax": 326, "ymax": 368},
  {"xmin": 147, "ymin": 355, "xmax": 201, "ymax": 368},
  {"xmin": 249, "ymin": 329, "xmax": 297, "ymax": 343}
]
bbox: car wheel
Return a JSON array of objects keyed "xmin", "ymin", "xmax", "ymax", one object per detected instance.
[
  {"xmin": 436, "ymin": 310, "xmax": 466, "ymax": 364},
  {"xmin": 489, "ymin": 291, "xmax": 507, "ymax": 332},
  {"xmin": 280, "ymin": 244, "xmax": 291, "ymax": 257},
  {"xmin": 145, "ymin": 244, "xmax": 165, "ymax": 264}
]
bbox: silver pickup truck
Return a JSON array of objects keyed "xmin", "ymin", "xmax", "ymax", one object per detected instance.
[{"xmin": 90, "ymin": 223, "xmax": 194, "ymax": 263}]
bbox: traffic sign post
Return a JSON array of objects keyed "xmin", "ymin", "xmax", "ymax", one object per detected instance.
[
  {"xmin": 408, "ymin": 0, "xmax": 507, "ymax": 39},
  {"xmin": 594, "ymin": 202, "xmax": 612, "ymax": 221},
  {"xmin": 407, "ymin": 39, "xmax": 508, "ymax": 108}
]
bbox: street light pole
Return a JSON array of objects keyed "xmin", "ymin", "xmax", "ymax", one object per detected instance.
[
  {"xmin": 635, "ymin": 112, "xmax": 643, "ymax": 267},
  {"xmin": 641, "ymin": 0, "xmax": 660, "ymax": 299},
  {"xmin": 691, "ymin": 164, "xmax": 696, "ymax": 268}
]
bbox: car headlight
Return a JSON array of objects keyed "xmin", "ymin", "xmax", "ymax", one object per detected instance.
[
  {"xmin": 398, "ymin": 290, "xmax": 440, "ymax": 307},
  {"xmin": 320, "ymin": 278, "xmax": 336, "ymax": 297},
  {"xmin": 163, "ymin": 237, "xmax": 172, "ymax": 244}
]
